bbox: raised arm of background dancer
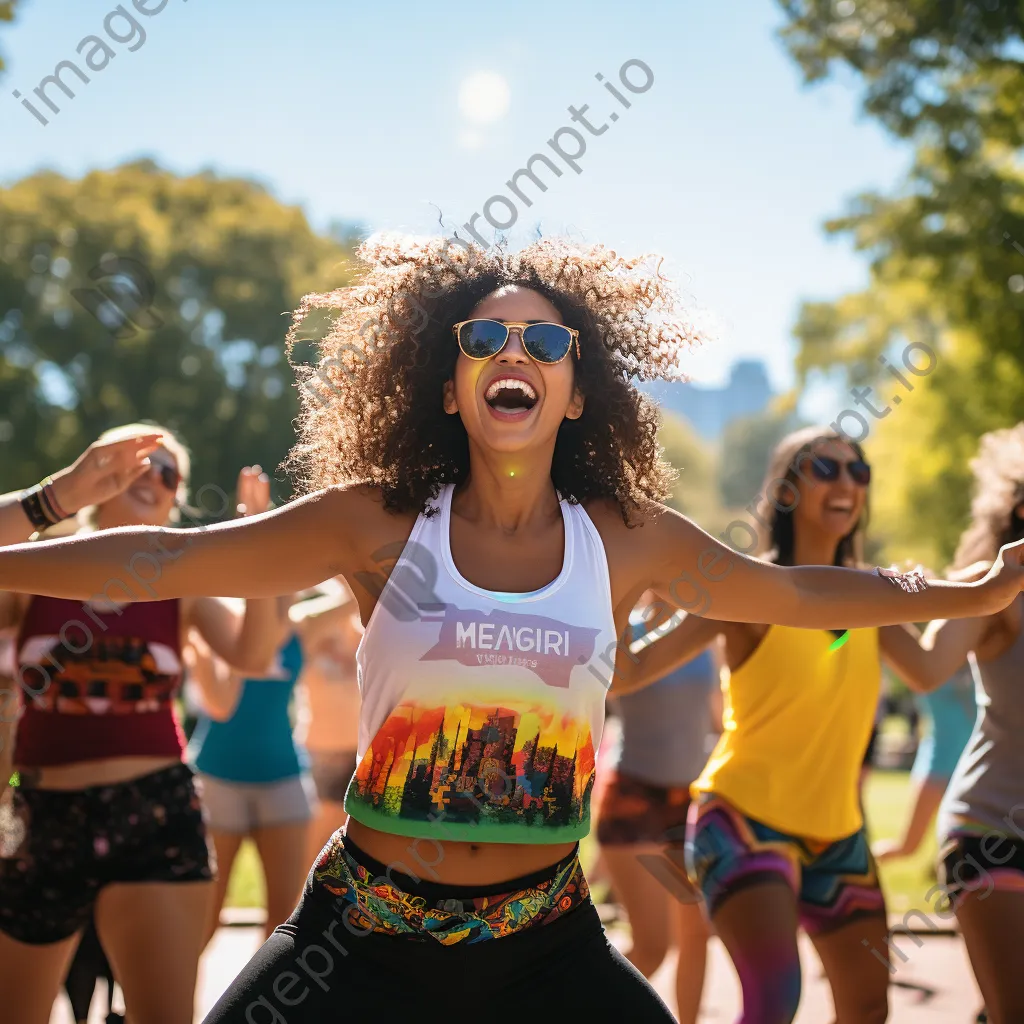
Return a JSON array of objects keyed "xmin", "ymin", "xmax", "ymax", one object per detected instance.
[
  {"xmin": 187, "ymin": 595, "xmax": 286, "ymax": 676},
  {"xmin": 0, "ymin": 485, "xmax": 369, "ymax": 602},
  {"xmin": 289, "ymin": 586, "xmax": 360, "ymax": 654},
  {"xmin": 0, "ymin": 434, "xmax": 163, "ymax": 548},
  {"xmin": 636, "ymin": 505, "xmax": 1024, "ymax": 629},
  {"xmin": 612, "ymin": 613, "xmax": 722, "ymax": 696},
  {"xmin": 183, "ymin": 630, "xmax": 242, "ymax": 722}
]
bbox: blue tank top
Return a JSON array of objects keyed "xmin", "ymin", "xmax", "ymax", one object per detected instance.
[
  {"xmin": 917, "ymin": 666, "xmax": 977, "ymax": 755},
  {"xmin": 190, "ymin": 634, "xmax": 307, "ymax": 784}
]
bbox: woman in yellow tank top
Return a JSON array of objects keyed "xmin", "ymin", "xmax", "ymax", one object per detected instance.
[{"xmin": 626, "ymin": 425, "xmax": 936, "ymax": 1024}]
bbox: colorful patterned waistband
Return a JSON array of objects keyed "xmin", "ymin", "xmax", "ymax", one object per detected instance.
[{"xmin": 312, "ymin": 833, "xmax": 590, "ymax": 946}]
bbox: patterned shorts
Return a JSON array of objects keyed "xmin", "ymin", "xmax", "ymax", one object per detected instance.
[
  {"xmin": 939, "ymin": 829, "xmax": 1024, "ymax": 910},
  {"xmin": 595, "ymin": 769, "xmax": 691, "ymax": 848},
  {"xmin": 0, "ymin": 762, "xmax": 213, "ymax": 945},
  {"xmin": 685, "ymin": 794, "xmax": 885, "ymax": 934},
  {"xmin": 311, "ymin": 830, "xmax": 590, "ymax": 945}
]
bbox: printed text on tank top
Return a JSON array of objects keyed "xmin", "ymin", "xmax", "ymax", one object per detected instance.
[{"xmin": 346, "ymin": 484, "xmax": 616, "ymax": 847}]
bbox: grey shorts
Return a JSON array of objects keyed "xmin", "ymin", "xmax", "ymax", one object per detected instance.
[{"xmin": 197, "ymin": 773, "xmax": 318, "ymax": 834}]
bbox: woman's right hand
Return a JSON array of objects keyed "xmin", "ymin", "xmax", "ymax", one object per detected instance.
[{"xmin": 49, "ymin": 433, "xmax": 165, "ymax": 515}]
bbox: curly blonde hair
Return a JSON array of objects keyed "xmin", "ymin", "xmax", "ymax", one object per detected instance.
[
  {"xmin": 284, "ymin": 234, "xmax": 707, "ymax": 521},
  {"xmin": 952, "ymin": 423, "xmax": 1024, "ymax": 569}
]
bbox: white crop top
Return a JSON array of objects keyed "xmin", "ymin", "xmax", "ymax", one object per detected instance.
[{"xmin": 345, "ymin": 484, "xmax": 617, "ymax": 844}]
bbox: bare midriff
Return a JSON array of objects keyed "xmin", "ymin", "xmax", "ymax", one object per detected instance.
[
  {"xmin": 344, "ymin": 817, "xmax": 577, "ymax": 887},
  {"xmin": 16, "ymin": 755, "xmax": 181, "ymax": 790},
  {"xmin": 302, "ymin": 661, "xmax": 360, "ymax": 755}
]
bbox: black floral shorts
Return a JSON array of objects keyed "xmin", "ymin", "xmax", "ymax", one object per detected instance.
[{"xmin": 0, "ymin": 762, "xmax": 213, "ymax": 945}]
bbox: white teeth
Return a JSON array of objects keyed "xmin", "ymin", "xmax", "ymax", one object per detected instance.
[{"xmin": 485, "ymin": 377, "xmax": 537, "ymax": 401}]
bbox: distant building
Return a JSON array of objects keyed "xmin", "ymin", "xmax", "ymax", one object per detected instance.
[{"xmin": 641, "ymin": 359, "xmax": 772, "ymax": 439}]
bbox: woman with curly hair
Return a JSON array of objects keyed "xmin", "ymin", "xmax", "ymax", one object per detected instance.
[
  {"xmin": 893, "ymin": 424, "xmax": 1024, "ymax": 1024},
  {"xmin": 0, "ymin": 236, "xmax": 1021, "ymax": 1023}
]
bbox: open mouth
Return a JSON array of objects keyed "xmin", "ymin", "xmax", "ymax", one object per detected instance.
[
  {"xmin": 484, "ymin": 377, "xmax": 538, "ymax": 418},
  {"xmin": 129, "ymin": 483, "xmax": 159, "ymax": 507},
  {"xmin": 825, "ymin": 500, "xmax": 855, "ymax": 515}
]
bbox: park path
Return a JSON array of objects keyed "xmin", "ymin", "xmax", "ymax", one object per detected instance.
[{"xmin": 50, "ymin": 921, "xmax": 983, "ymax": 1023}]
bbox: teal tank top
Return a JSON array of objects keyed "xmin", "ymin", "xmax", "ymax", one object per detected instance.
[{"xmin": 190, "ymin": 634, "xmax": 307, "ymax": 784}]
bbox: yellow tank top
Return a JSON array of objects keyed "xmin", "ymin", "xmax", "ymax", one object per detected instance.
[{"xmin": 692, "ymin": 625, "xmax": 880, "ymax": 842}]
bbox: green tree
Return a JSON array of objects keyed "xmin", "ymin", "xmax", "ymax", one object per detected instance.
[
  {"xmin": 0, "ymin": 1, "xmax": 18, "ymax": 73},
  {"xmin": 658, "ymin": 411, "xmax": 726, "ymax": 536},
  {"xmin": 777, "ymin": 1, "xmax": 1024, "ymax": 565},
  {"xmin": 0, "ymin": 161, "xmax": 356, "ymax": 506},
  {"xmin": 778, "ymin": 1, "xmax": 1024, "ymax": 145},
  {"xmin": 717, "ymin": 406, "xmax": 804, "ymax": 509}
]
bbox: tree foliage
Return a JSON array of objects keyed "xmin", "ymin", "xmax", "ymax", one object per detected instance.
[
  {"xmin": 658, "ymin": 412, "xmax": 728, "ymax": 536},
  {"xmin": 717, "ymin": 406, "xmax": 805, "ymax": 509},
  {"xmin": 0, "ymin": 0, "xmax": 18, "ymax": 73},
  {"xmin": 778, "ymin": 1, "xmax": 1024, "ymax": 144},
  {"xmin": 0, "ymin": 161, "xmax": 358, "ymax": 505},
  {"xmin": 777, "ymin": 0, "xmax": 1024, "ymax": 564}
]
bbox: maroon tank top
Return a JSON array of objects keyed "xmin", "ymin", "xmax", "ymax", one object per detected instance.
[{"xmin": 14, "ymin": 596, "xmax": 185, "ymax": 767}]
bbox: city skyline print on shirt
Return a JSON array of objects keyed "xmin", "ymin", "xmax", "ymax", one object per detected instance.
[{"xmin": 345, "ymin": 698, "xmax": 597, "ymax": 842}]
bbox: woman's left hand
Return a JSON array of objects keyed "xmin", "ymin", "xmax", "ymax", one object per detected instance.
[{"xmin": 235, "ymin": 466, "xmax": 271, "ymax": 518}]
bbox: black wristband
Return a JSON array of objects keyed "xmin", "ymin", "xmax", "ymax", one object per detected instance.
[{"xmin": 19, "ymin": 485, "xmax": 55, "ymax": 531}]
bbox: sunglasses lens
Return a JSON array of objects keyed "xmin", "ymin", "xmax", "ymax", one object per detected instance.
[
  {"xmin": 151, "ymin": 462, "xmax": 178, "ymax": 491},
  {"xmin": 850, "ymin": 461, "xmax": 871, "ymax": 485},
  {"xmin": 458, "ymin": 320, "xmax": 507, "ymax": 359},
  {"xmin": 522, "ymin": 323, "xmax": 573, "ymax": 363},
  {"xmin": 810, "ymin": 457, "xmax": 840, "ymax": 482}
]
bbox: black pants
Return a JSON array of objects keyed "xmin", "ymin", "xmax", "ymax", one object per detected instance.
[{"xmin": 203, "ymin": 880, "xmax": 674, "ymax": 1023}]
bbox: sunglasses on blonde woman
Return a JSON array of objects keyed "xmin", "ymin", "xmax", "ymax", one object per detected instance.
[
  {"xmin": 148, "ymin": 457, "xmax": 181, "ymax": 492},
  {"xmin": 452, "ymin": 319, "xmax": 581, "ymax": 364}
]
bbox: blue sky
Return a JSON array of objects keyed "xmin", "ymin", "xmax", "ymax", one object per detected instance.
[{"xmin": 0, "ymin": 0, "xmax": 910, "ymax": 418}]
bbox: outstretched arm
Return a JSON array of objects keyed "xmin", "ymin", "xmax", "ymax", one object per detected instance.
[
  {"xmin": 611, "ymin": 613, "xmax": 722, "ymax": 696},
  {"xmin": 879, "ymin": 621, "xmax": 987, "ymax": 693},
  {"xmin": 184, "ymin": 467, "xmax": 293, "ymax": 675},
  {"xmin": 632, "ymin": 506, "xmax": 1024, "ymax": 629},
  {"xmin": 0, "ymin": 486, "xmax": 366, "ymax": 602}
]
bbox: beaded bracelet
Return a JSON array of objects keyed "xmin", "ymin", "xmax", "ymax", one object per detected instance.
[
  {"xmin": 41, "ymin": 477, "xmax": 70, "ymax": 520},
  {"xmin": 875, "ymin": 566, "xmax": 929, "ymax": 593}
]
